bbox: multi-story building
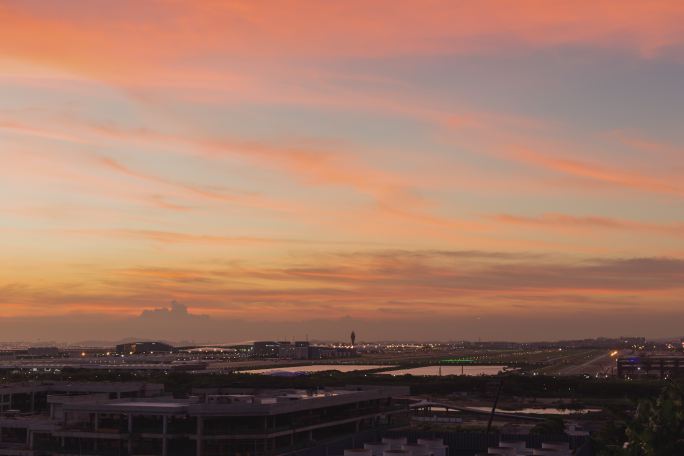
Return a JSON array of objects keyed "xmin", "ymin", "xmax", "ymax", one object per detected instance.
[
  {"xmin": 308, "ymin": 346, "xmax": 356, "ymax": 360},
  {"xmin": 251, "ymin": 342, "xmax": 280, "ymax": 359},
  {"xmin": 252, "ymin": 341, "xmax": 357, "ymax": 361},
  {"xmin": 0, "ymin": 382, "xmax": 163, "ymax": 414},
  {"xmin": 293, "ymin": 342, "xmax": 310, "ymax": 360},
  {"xmin": 115, "ymin": 341, "xmax": 175, "ymax": 355},
  {"xmin": 276, "ymin": 342, "xmax": 294, "ymax": 359},
  {"xmin": 617, "ymin": 354, "xmax": 684, "ymax": 379},
  {"xmin": 0, "ymin": 383, "xmax": 409, "ymax": 456}
]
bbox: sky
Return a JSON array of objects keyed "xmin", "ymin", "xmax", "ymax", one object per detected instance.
[{"xmin": 1, "ymin": 1, "xmax": 683, "ymax": 342}]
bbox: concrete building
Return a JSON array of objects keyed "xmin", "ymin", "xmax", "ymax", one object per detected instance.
[
  {"xmin": 617, "ymin": 354, "xmax": 684, "ymax": 379},
  {"xmin": 294, "ymin": 341, "xmax": 310, "ymax": 360},
  {"xmin": 0, "ymin": 382, "xmax": 163, "ymax": 414},
  {"xmin": 277, "ymin": 342, "xmax": 295, "ymax": 359},
  {"xmin": 22, "ymin": 347, "xmax": 63, "ymax": 359},
  {"xmin": 252, "ymin": 341, "xmax": 357, "ymax": 361},
  {"xmin": 0, "ymin": 383, "xmax": 408, "ymax": 456},
  {"xmin": 115, "ymin": 341, "xmax": 175, "ymax": 355},
  {"xmin": 308, "ymin": 346, "xmax": 357, "ymax": 360},
  {"xmin": 252, "ymin": 341, "xmax": 280, "ymax": 358}
]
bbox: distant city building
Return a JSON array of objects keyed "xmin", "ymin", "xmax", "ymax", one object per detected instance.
[
  {"xmin": 252, "ymin": 341, "xmax": 280, "ymax": 358},
  {"xmin": 277, "ymin": 341, "xmax": 295, "ymax": 359},
  {"xmin": 229, "ymin": 344, "xmax": 253, "ymax": 356},
  {"xmin": 252, "ymin": 341, "xmax": 357, "ymax": 360},
  {"xmin": 308, "ymin": 346, "xmax": 357, "ymax": 360},
  {"xmin": 294, "ymin": 341, "xmax": 310, "ymax": 360},
  {"xmin": 21, "ymin": 347, "xmax": 63, "ymax": 358},
  {"xmin": 115, "ymin": 341, "xmax": 174, "ymax": 355},
  {"xmin": 619, "ymin": 336, "xmax": 646, "ymax": 349}
]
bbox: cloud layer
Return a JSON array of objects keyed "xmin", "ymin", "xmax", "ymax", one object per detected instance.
[{"xmin": 1, "ymin": 1, "xmax": 683, "ymax": 340}]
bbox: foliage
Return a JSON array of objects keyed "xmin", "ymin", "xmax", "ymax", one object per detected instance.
[
  {"xmin": 530, "ymin": 416, "xmax": 565, "ymax": 435},
  {"xmin": 622, "ymin": 382, "xmax": 684, "ymax": 456},
  {"xmin": 0, "ymin": 368, "xmax": 667, "ymax": 401},
  {"xmin": 595, "ymin": 382, "xmax": 684, "ymax": 456}
]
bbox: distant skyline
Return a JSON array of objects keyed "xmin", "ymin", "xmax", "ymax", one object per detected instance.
[
  {"xmin": 1, "ymin": 1, "xmax": 683, "ymax": 341},
  {"xmin": 2, "ymin": 301, "xmax": 684, "ymax": 344}
]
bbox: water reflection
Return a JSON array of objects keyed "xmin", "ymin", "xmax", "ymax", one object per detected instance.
[
  {"xmin": 240, "ymin": 364, "xmax": 392, "ymax": 375},
  {"xmin": 378, "ymin": 365, "xmax": 508, "ymax": 376}
]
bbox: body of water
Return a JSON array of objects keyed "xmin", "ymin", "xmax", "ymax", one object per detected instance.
[
  {"xmin": 239, "ymin": 364, "xmax": 392, "ymax": 375},
  {"xmin": 466, "ymin": 406, "xmax": 601, "ymax": 415},
  {"xmin": 377, "ymin": 365, "xmax": 507, "ymax": 376}
]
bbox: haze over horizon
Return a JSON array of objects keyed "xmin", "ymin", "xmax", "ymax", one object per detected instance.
[
  {"xmin": 1, "ymin": 301, "xmax": 683, "ymax": 345},
  {"xmin": 2, "ymin": 1, "xmax": 684, "ymax": 342}
]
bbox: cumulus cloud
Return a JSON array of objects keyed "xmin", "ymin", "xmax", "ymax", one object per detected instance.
[{"xmin": 139, "ymin": 300, "xmax": 209, "ymax": 321}]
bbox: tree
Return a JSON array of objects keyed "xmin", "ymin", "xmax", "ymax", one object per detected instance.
[
  {"xmin": 530, "ymin": 416, "xmax": 566, "ymax": 436},
  {"xmin": 595, "ymin": 382, "xmax": 684, "ymax": 456},
  {"xmin": 623, "ymin": 382, "xmax": 684, "ymax": 455}
]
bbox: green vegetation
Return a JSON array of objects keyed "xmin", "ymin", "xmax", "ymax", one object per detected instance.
[
  {"xmin": 531, "ymin": 416, "xmax": 566, "ymax": 435},
  {"xmin": 594, "ymin": 382, "xmax": 684, "ymax": 455}
]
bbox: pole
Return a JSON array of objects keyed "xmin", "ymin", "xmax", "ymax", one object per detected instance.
[{"xmin": 486, "ymin": 377, "xmax": 504, "ymax": 438}]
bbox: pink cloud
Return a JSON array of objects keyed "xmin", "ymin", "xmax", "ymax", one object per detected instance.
[
  {"xmin": 3, "ymin": 0, "xmax": 684, "ymax": 81},
  {"xmin": 493, "ymin": 213, "xmax": 684, "ymax": 239}
]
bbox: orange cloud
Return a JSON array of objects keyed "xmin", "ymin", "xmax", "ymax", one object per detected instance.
[
  {"xmin": 493, "ymin": 213, "xmax": 684, "ymax": 238},
  {"xmin": 95, "ymin": 155, "xmax": 304, "ymax": 213},
  {"xmin": 611, "ymin": 131, "xmax": 684, "ymax": 165},
  {"xmin": 2, "ymin": 251, "xmax": 683, "ymax": 320},
  {"xmin": 61, "ymin": 229, "xmax": 305, "ymax": 246},
  {"xmin": 506, "ymin": 146, "xmax": 684, "ymax": 196},
  {"xmin": 0, "ymin": 120, "xmax": 90, "ymax": 144},
  {"xmin": 85, "ymin": 124, "xmax": 419, "ymax": 204},
  {"xmin": 3, "ymin": 1, "xmax": 683, "ymax": 330},
  {"xmin": 10, "ymin": 118, "xmax": 451, "ymax": 226},
  {"xmin": 3, "ymin": 0, "xmax": 684, "ymax": 83}
]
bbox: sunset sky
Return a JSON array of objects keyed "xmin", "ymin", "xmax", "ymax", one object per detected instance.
[{"xmin": 1, "ymin": 1, "xmax": 683, "ymax": 342}]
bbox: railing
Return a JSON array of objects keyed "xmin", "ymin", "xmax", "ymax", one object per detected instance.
[{"xmin": 202, "ymin": 405, "xmax": 405, "ymax": 436}]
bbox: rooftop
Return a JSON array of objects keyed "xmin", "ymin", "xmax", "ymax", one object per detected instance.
[{"xmin": 60, "ymin": 386, "xmax": 408, "ymax": 416}]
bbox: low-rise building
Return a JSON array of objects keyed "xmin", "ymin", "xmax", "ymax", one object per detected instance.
[
  {"xmin": 617, "ymin": 354, "xmax": 684, "ymax": 379},
  {"xmin": 0, "ymin": 382, "xmax": 409, "ymax": 456}
]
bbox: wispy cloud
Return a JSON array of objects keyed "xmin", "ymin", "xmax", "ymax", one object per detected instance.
[
  {"xmin": 2, "ymin": 1, "xmax": 684, "ymax": 337},
  {"xmin": 507, "ymin": 147, "xmax": 684, "ymax": 197},
  {"xmin": 62, "ymin": 229, "xmax": 305, "ymax": 245},
  {"xmin": 3, "ymin": 0, "xmax": 684, "ymax": 82},
  {"xmin": 2, "ymin": 251, "xmax": 682, "ymax": 320},
  {"xmin": 492, "ymin": 213, "xmax": 684, "ymax": 238}
]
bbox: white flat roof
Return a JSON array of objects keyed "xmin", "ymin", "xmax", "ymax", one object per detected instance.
[{"xmin": 114, "ymin": 401, "xmax": 187, "ymax": 409}]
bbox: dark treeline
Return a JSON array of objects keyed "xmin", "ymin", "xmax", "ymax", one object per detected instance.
[{"xmin": 0, "ymin": 369, "xmax": 669, "ymax": 403}]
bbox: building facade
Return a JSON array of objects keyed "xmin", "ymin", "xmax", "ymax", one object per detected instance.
[
  {"xmin": 115, "ymin": 342, "xmax": 175, "ymax": 355},
  {"xmin": 0, "ymin": 383, "xmax": 409, "ymax": 456}
]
